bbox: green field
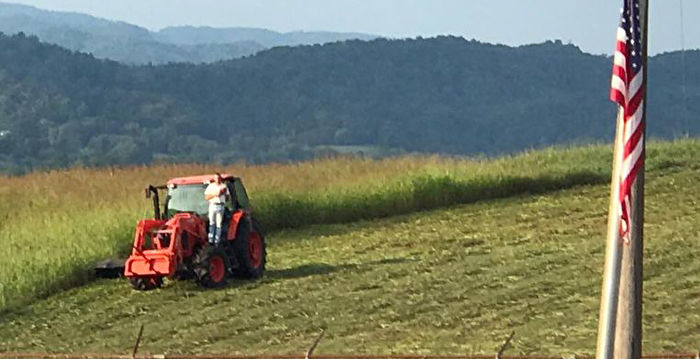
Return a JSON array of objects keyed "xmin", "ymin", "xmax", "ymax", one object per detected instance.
[
  {"xmin": 0, "ymin": 139, "xmax": 698, "ymax": 354},
  {"xmin": 1, "ymin": 143, "xmax": 620, "ymax": 311}
]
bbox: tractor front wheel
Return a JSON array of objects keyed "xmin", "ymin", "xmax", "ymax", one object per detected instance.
[
  {"xmin": 129, "ymin": 276, "xmax": 163, "ymax": 291},
  {"xmin": 194, "ymin": 246, "xmax": 230, "ymax": 288}
]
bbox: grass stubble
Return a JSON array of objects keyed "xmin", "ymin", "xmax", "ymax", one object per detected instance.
[{"xmin": 0, "ymin": 139, "xmax": 697, "ymax": 354}]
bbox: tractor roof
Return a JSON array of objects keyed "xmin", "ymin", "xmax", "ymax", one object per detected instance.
[{"xmin": 166, "ymin": 173, "xmax": 235, "ymax": 186}]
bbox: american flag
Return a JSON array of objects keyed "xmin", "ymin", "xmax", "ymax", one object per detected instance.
[{"xmin": 610, "ymin": 0, "xmax": 645, "ymax": 243}]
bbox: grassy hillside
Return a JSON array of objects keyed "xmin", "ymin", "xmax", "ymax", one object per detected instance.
[
  {"xmin": 2, "ymin": 140, "xmax": 636, "ymax": 312},
  {"xmin": 0, "ymin": 141, "xmax": 697, "ymax": 354}
]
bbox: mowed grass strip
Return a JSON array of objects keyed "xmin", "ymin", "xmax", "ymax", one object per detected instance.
[
  {"xmin": 0, "ymin": 139, "xmax": 698, "ymax": 312},
  {"xmin": 0, "ymin": 158, "xmax": 697, "ymax": 354}
]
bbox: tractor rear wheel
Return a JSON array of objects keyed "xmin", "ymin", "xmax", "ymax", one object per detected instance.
[
  {"xmin": 129, "ymin": 276, "xmax": 163, "ymax": 291},
  {"xmin": 233, "ymin": 217, "xmax": 266, "ymax": 279},
  {"xmin": 194, "ymin": 246, "xmax": 230, "ymax": 288}
]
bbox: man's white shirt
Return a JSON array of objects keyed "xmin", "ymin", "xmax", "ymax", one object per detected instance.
[{"xmin": 205, "ymin": 183, "xmax": 228, "ymax": 204}]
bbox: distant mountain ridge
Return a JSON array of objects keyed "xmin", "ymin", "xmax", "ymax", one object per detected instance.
[
  {"xmin": 0, "ymin": 2, "xmax": 378, "ymax": 64},
  {"xmin": 154, "ymin": 26, "xmax": 378, "ymax": 48}
]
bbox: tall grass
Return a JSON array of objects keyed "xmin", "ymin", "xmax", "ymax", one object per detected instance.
[
  {"xmin": 1, "ymin": 143, "xmax": 699, "ymax": 354},
  {"xmin": 0, "ymin": 139, "xmax": 698, "ymax": 311}
]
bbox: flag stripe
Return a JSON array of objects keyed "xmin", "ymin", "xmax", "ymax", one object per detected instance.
[
  {"xmin": 624, "ymin": 103, "xmax": 644, "ymax": 142},
  {"xmin": 628, "ymin": 72, "xmax": 644, "ymax": 99},
  {"xmin": 622, "ymin": 133, "xmax": 644, "ymax": 178}
]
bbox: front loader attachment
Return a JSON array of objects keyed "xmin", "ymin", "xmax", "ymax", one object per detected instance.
[
  {"xmin": 124, "ymin": 250, "xmax": 174, "ymax": 277},
  {"xmin": 124, "ymin": 219, "xmax": 175, "ymax": 277},
  {"xmin": 124, "ymin": 214, "xmax": 207, "ymax": 284}
]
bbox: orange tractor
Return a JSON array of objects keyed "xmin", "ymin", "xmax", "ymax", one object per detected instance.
[{"xmin": 123, "ymin": 174, "xmax": 266, "ymax": 290}]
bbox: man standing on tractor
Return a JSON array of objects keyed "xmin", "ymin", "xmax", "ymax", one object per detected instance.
[{"xmin": 204, "ymin": 173, "xmax": 229, "ymax": 245}]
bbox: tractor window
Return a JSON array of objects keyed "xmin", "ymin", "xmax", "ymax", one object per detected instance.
[
  {"xmin": 233, "ymin": 179, "xmax": 250, "ymax": 209},
  {"xmin": 225, "ymin": 182, "xmax": 237, "ymax": 211},
  {"xmin": 167, "ymin": 184, "xmax": 208, "ymax": 217}
]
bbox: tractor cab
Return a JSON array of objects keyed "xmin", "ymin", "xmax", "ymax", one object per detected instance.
[{"xmin": 146, "ymin": 174, "xmax": 251, "ymax": 220}]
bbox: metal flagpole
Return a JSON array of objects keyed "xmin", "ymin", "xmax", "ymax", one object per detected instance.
[
  {"xmin": 595, "ymin": 109, "xmax": 625, "ymax": 359},
  {"xmin": 614, "ymin": 0, "xmax": 648, "ymax": 358},
  {"xmin": 596, "ymin": 0, "xmax": 648, "ymax": 358}
]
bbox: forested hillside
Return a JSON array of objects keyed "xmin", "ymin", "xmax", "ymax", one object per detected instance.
[{"xmin": 0, "ymin": 33, "xmax": 697, "ymax": 173}]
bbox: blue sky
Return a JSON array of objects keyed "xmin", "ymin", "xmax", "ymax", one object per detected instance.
[{"xmin": 7, "ymin": 0, "xmax": 699, "ymax": 55}]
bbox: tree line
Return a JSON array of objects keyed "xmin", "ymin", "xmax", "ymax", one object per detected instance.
[{"xmin": 0, "ymin": 33, "xmax": 697, "ymax": 174}]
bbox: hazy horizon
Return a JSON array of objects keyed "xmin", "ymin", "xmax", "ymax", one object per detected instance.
[{"xmin": 2, "ymin": 0, "xmax": 698, "ymax": 55}]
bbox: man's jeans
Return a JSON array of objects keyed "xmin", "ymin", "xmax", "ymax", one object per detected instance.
[{"xmin": 208, "ymin": 204, "xmax": 225, "ymax": 245}]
